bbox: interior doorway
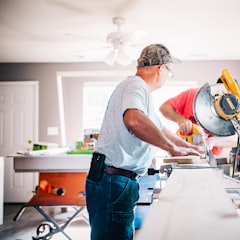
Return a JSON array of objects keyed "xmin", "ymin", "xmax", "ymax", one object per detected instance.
[{"xmin": 0, "ymin": 81, "xmax": 39, "ymax": 202}]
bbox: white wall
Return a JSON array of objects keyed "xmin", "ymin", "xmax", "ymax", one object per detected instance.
[{"xmin": 0, "ymin": 60, "xmax": 239, "ymax": 146}]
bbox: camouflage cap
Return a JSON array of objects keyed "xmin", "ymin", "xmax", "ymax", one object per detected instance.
[{"xmin": 137, "ymin": 44, "xmax": 181, "ymax": 67}]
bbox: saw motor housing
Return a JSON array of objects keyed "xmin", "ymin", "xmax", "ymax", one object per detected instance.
[
  {"xmin": 214, "ymin": 93, "xmax": 240, "ymax": 120},
  {"xmin": 214, "ymin": 68, "xmax": 240, "ymax": 121}
]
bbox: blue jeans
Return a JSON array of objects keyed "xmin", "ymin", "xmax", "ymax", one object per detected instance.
[{"xmin": 86, "ymin": 167, "xmax": 139, "ymax": 240}]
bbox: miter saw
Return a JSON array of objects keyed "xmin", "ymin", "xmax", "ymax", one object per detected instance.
[{"xmin": 194, "ymin": 68, "xmax": 240, "ymax": 177}]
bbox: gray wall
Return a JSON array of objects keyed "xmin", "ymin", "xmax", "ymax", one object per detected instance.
[{"xmin": 0, "ymin": 60, "xmax": 240, "ymax": 146}]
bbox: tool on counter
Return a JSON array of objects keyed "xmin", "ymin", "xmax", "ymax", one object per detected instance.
[
  {"xmin": 176, "ymin": 123, "xmax": 205, "ymax": 145},
  {"xmin": 204, "ymin": 140, "xmax": 217, "ymax": 167},
  {"xmin": 39, "ymin": 179, "xmax": 65, "ymax": 196},
  {"xmin": 194, "ymin": 68, "xmax": 240, "ymax": 174},
  {"xmin": 148, "ymin": 164, "xmax": 173, "ymax": 177}
]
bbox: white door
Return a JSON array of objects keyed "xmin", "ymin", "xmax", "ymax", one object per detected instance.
[{"xmin": 0, "ymin": 81, "xmax": 38, "ymax": 202}]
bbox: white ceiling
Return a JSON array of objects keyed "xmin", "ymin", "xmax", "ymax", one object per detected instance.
[{"xmin": 1, "ymin": 0, "xmax": 240, "ymax": 64}]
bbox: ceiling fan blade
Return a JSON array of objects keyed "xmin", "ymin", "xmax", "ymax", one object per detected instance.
[
  {"xmin": 104, "ymin": 48, "xmax": 132, "ymax": 66},
  {"xmin": 128, "ymin": 30, "xmax": 147, "ymax": 43},
  {"xmin": 65, "ymin": 33, "xmax": 108, "ymax": 45}
]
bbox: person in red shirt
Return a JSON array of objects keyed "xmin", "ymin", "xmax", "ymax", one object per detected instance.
[
  {"xmin": 159, "ymin": 88, "xmax": 225, "ymax": 155},
  {"xmin": 160, "ymin": 88, "xmax": 199, "ymax": 134}
]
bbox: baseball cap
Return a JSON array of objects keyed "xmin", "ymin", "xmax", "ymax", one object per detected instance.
[{"xmin": 137, "ymin": 44, "xmax": 181, "ymax": 67}]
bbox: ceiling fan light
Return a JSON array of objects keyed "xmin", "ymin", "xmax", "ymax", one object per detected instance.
[
  {"xmin": 116, "ymin": 49, "xmax": 132, "ymax": 66},
  {"xmin": 104, "ymin": 49, "xmax": 118, "ymax": 66}
]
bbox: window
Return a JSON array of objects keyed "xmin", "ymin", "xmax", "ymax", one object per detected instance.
[
  {"xmin": 58, "ymin": 71, "xmax": 197, "ymax": 146},
  {"xmin": 83, "ymin": 81, "xmax": 197, "ymax": 133},
  {"xmin": 152, "ymin": 81, "xmax": 198, "ymax": 132},
  {"xmin": 83, "ymin": 81, "xmax": 120, "ymax": 130}
]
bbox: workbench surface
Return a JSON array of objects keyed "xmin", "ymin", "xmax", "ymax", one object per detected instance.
[
  {"xmin": 136, "ymin": 165, "xmax": 240, "ymax": 240},
  {"xmin": 13, "ymin": 154, "xmax": 92, "ymax": 172},
  {"xmin": 13, "ymin": 154, "xmax": 240, "ymax": 239}
]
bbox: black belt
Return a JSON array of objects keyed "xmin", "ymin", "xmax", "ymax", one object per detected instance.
[{"xmin": 106, "ymin": 166, "xmax": 140, "ymax": 180}]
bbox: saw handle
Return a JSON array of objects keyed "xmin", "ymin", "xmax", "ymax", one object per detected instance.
[
  {"xmin": 176, "ymin": 124, "xmax": 205, "ymax": 144},
  {"xmin": 176, "ymin": 123, "xmax": 204, "ymax": 136},
  {"xmin": 221, "ymin": 68, "xmax": 240, "ymax": 99}
]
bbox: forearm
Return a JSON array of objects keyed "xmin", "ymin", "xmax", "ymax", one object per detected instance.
[
  {"xmin": 124, "ymin": 109, "xmax": 176, "ymax": 152},
  {"xmin": 163, "ymin": 127, "xmax": 205, "ymax": 154},
  {"xmin": 124, "ymin": 109, "xmax": 201, "ymax": 156},
  {"xmin": 162, "ymin": 127, "xmax": 192, "ymax": 148},
  {"xmin": 160, "ymin": 103, "xmax": 193, "ymax": 133},
  {"xmin": 160, "ymin": 103, "xmax": 186, "ymax": 124}
]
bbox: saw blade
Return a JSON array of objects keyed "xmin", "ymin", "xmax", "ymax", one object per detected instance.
[{"xmin": 193, "ymin": 83, "xmax": 235, "ymax": 136}]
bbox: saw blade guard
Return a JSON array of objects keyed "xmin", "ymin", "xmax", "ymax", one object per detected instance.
[{"xmin": 193, "ymin": 83, "xmax": 236, "ymax": 136}]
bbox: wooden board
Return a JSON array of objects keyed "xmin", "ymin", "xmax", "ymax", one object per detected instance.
[
  {"xmin": 163, "ymin": 155, "xmax": 199, "ymax": 164},
  {"xmin": 136, "ymin": 167, "xmax": 240, "ymax": 240}
]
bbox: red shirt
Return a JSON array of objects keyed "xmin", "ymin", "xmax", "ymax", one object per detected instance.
[
  {"xmin": 164, "ymin": 88, "xmax": 224, "ymax": 155},
  {"xmin": 164, "ymin": 88, "xmax": 199, "ymax": 125}
]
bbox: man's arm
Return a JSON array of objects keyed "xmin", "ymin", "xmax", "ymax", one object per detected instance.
[
  {"xmin": 162, "ymin": 127, "xmax": 204, "ymax": 153},
  {"xmin": 123, "ymin": 109, "xmax": 201, "ymax": 156},
  {"xmin": 160, "ymin": 102, "xmax": 192, "ymax": 134}
]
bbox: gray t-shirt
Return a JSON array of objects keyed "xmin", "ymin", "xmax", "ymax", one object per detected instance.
[{"xmin": 95, "ymin": 75, "xmax": 163, "ymax": 175}]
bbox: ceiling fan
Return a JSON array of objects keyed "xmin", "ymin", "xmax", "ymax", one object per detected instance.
[
  {"xmin": 103, "ymin": 16, "xmax": 146, "ymax": 66},
  {"xmin": 66, "ymin": 16, "xmax": 146, "ymax": 65}
]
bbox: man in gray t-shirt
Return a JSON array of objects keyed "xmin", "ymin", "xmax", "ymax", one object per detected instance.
[
  {"xmin": 96, "ymin": 75, "xmax": 162, "ymax": 175},
  {"xmin": 86, "ymin": 44, "xmax": 203, "ymax": 240}
]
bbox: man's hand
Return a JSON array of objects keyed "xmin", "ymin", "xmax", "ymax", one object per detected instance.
[
  {"xmin": 190, "ymin": 144, "xmax": 205, "ymax": 154},
  {"xmin": 178, "ymin": 119, "xmax": 193, "ymax": 134},
  {"xmin": 170, "ymin": 145, "xmax": 201, "ymax": 156}
]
